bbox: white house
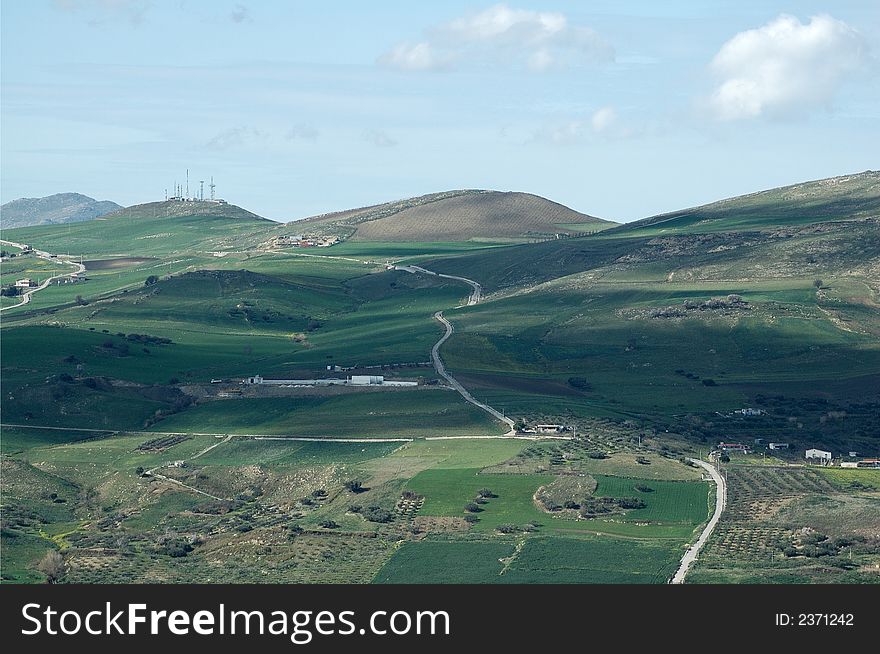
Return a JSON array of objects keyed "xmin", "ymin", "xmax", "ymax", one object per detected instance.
[{"xmin": 805, "ymin": 449, "xmax": 832, "ymax": 464}]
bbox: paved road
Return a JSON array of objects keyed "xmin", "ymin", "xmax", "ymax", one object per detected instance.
[
  {"xmin": 396, "ymin": 265, "xmax": 481, "ymax": 305},
  {"xmin": 431, "ymin": 310, "xmax": 516, "ymax": 434},
  {"xmin": 0, "ymin": 239, "xmax": 86, "ymax": 313},
  {"xmin": 396, "ymin": 263, "xmax": 513, "ymax": 434},
  {"xmin": 671, "ymin": 457, "xmax": 726, "ymax": 584}
]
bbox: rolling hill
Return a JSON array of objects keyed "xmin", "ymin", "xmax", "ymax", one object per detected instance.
[
  {"xmin": 3, "ymin": 200, "xmax": 274, "ymax": 257},
  {"xmin": 290, "ymin": 190, "xmax": 614, "ymax": 242},
  {"xmin": 608, "ymin": 170, "xmax": 880, "ymax": 236},
  {"xmin": 1, "ymin": 192, "xmax": 122, "ymax": 228}
]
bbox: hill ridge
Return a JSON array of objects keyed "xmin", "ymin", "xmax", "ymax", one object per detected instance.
[
  {"xmin": 289, "ymin": 189, "xmax": 613, "ymax": 242},
  {"xmin": 1, "ymin": 192, "xmax": 122, "ymax": 228}
]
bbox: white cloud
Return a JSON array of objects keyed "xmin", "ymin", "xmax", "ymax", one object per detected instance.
[
  {"xmin": 377, "ymin": 42, "xmax": 452, "ymax": 72},
  {"xmin": 591, "ymin": 106, "xmax": 617, "ymax": 134},
  {"xmin": 204, "ymin": 126, "xmax": 265, "ymax": 150},
  {"xmin": 531, "ymin": 106, "xmax": 630, "ymax": 145},
  {"xmin": 362, "ymin": 129, "xmax": 398, "ymax": 148},
  {"xmin": 707, "ymin": 14, "xmax": 868, "ymax": 121},
  {"xmin": 378, "ymin": 3, "xmax": 612, "ymax": 72},
  {"xmin": 286, "ymin": 124, "xmax": 319, "ymax": 141},
  {"xmin": 230, "ymin": 4, "xmax": 251, "ymax": 24},
  {"xmin": 52, "ymin": 0, "xmax": 152, "ymax": 26}
]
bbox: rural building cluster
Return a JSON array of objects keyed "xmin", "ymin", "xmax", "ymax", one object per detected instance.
[
  {"xmin": 270, "ymin": 234, "xmax": 340, "ymax": 248},
  {"xmin": 717, "ymin": 441, "xmax": 879, "ymax": 468},
  {"xmin": 243, "ymin": 374, "xmax": 418, "ymax": 387}
]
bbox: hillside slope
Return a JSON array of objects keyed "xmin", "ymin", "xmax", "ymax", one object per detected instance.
[
  {"xmin": 291, "ymin": 190, "xmax": 613, "ymax": 242},
  {"xmin": 4, "ymin": 200, "xmax": 274, "ymax": 257},
  {"xmin": 610, "ymin": 171, "xmax": 879, "ymax": 236},
  {"xmin": 1, "ymin": 192, "xmax": 122, "ymax": 228}
]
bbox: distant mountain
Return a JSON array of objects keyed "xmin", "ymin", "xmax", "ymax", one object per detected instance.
[
  {"xmin": 291, "ymin": 190, "xmax": 615, "ymax": 242},
  {"xmin": 1, "ymin": 193, "xmax": 122, "ymax": 229}
]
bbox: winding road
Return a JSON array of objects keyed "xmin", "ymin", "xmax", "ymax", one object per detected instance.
[
  {"xmin": 396, "ymin": 264, "xmax": 515, "ymax": 434},
  {"xmin": 0, "ymin": 239, "xmax": 86, "ymax": 313},
  {"xmin": 671, "ymin": 457, "xmax": 726, "ymax": 584}
]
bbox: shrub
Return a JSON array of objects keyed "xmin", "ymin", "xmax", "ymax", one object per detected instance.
[
  {"xmin": 464, "ymin": 502, "xmax": 482, "ymax": 513},
  {"xmin": 319, "ymin": 520, "xmax": 339, "ymax": 529},
  {"xmin": 363, "ymin": 506, "xmax": 393, "ymax": 523}
]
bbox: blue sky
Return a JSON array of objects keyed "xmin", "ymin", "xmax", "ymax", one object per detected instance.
[{"xmin": 2, "ymin": 1, "xmax": 878, "ymax": 223}]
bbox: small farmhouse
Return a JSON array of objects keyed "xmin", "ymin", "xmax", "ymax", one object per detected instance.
[{"xmin": 805, "ymin": 449, "xmax": 832, "ymax": 464}]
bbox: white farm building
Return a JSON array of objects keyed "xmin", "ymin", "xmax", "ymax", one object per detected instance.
[{"xmin": 805, "ymin": 449, "xmax": 832, "ymax": 464}]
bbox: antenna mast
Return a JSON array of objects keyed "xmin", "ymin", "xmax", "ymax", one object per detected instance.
[
  {"xmin": 186, "ymin": 169, "xmax": 189, "ymax": 199},
  {"xmin": 200, "ymin": 180, "xmax": 205, "ymax": 201},
  {"xmin": 210, "ymin": 176, "xmax": 216, "ymax": 201}
]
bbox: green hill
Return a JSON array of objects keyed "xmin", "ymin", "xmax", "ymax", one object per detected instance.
[
  {"xmin": 610, "ymin": 170, "xmax": 880, "ymax": 236},
  {"xmin": 3, "ymin": 200, "xmax": 274, "ymax": 257}
]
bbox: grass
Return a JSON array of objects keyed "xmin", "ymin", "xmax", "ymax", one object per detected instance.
[
  {"xmin": 373, "ymin": 540, "xmax": 514, "ymax": 583},
  {"xmin": 816, "ymin": 468, "xmax": 880, "ymax": 491},
  {"xmin": 375, "ymin": 535, "xmax": 681, "ymax": 583},
  {"xmin": 406, "ymin": 467, "xmax": 709, "ymax": 538},
  {"xmin": 151, "ymin": 391, "xmax": 506, "ymax": 438},
  {"xmin": 196, "ymin": 439, "xmax": 402, "ymax": 466}
]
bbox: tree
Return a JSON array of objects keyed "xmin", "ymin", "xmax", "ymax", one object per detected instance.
[
  {"xmin": 344, "ymin": 480, "xmax": 365, "ymax": 494},
  {"xmin": 814, "ymin": 279, "xmax": 823, "ymax": 289},
  {"xmin": 75, "ymin": 295, "xmax": 88, "ymax": 306},
  {"xmin": 144, "ymin": 275, "xmax": 159, "ymax": 286},
  {"xmin": 37, "ymin": 551, "xmax": 66, "ymax": 584},
  {"xmin": 720, "ymin": 453, "xmax": 731, "ymax": 463},
  {"xmin": 135, "ymin": 466, "xmax": 145, "ymax": 476}
]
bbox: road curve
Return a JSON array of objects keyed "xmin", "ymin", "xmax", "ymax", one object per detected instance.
[
  {"xmin": 396, "ymin": 264, "xmax": 512, "ymax": 433},
  {"xmin": 396, "ymin": 265, "xmax": 481, "ymax": 306},
  {"xmin": 671, "ymin": 457, "xmax": 726, "ymax": 584},
  {"xmin": 0, "ymin": 239, "xmax": 86, "ymax": 313},
  {"xmin": 432, "ymin": 310, "xmax": 515, "ymax": 434}
]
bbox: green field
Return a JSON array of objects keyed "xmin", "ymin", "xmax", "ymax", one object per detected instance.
[
  {"xmin": 375, "ymin": 535, "xmax": 681, "ymax": 583},
  {"xmin": 153, "ymin": 391, "xmax": 505, "ymax": 438},
  {"xmin": 406, "ymin": 467, "xmax": 709, "ymax": 538}
]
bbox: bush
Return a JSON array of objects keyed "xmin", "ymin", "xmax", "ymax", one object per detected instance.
[
  {"xmin": 464, "ymin": 502, "xmax": 482, "ymax": 513},
  {"xmin": 145, "ymin": 275, "xmax": 159, "ymax": 286},
  {"xmin": 634, "ymin": 484, "xmax": 654, "ymax": 493},
  {"xmin": 635, "ymin": 456, "xmax": 651, "ymax": 465},
  {"xmin": 477, "ymin": 488, "xmax": 496, "ymax": 498},
  {"xmin": 496, "ymin": 524, "xmax": 518, "ymax": 534},
  {"xmin": 567, "ymin": 377, "xmax": 593, "ymax": 391},
  {"xmin": 319, "ymin": 520, "xmax": 339, "ymax": 529},
  {"xmin": 344, "ymin": 480, "xmax": 365, "ymax": 493},
  {"xmin": 463, "ymin": 514, "xmax": 479, "ymax": 524},
  {"xmin": 702, "ymin": 379, "xmax": 717, "ymax": 386},
  {"xmin": 587, "ymin": 451, "xmax": 607, "ymax": 459},
  {"xmin": 363, "ymin": 506, "xmax": 393, "ymax": 523}
]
